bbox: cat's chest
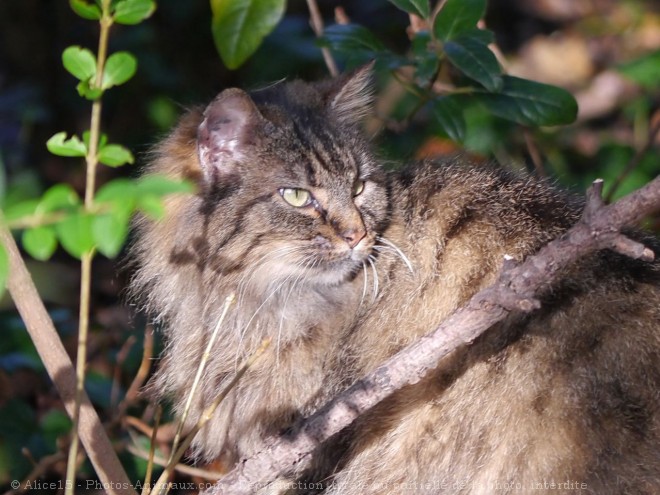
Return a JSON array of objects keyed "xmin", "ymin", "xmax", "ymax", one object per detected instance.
[{"xmin": 222, "ymin": 282, "xmax": 361, "ymax": 351}]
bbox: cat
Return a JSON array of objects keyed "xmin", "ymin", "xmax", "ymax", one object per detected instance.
[{"xmin": 130, "ymin": 66, "xmax": 660, "ymax": 494}]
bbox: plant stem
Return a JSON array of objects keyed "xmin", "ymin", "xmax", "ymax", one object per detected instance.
[
  {"xmin": 305, "ymin": 0, "xmax": 338, "ymax": 77},
  {"xmin": 155, "ymin": 335, "xmax": 270, "ymax": 495},
  {"xmin": 64, "ymin": 1, "xmax": 113, "ymax": 492}
]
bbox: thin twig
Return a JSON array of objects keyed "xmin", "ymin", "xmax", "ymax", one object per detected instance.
[
  {"xmin": 156, "ymin": 294, "xmax": 236, "ymax": 495},
  {"xmin": 111, "ymin": 335, "xmax": 137, "ymax": 409},
  {"xmin": 523, "ymin": 128, "xmax": 546, "ymax": 177},
  {"xmin": 114, "ymin": 325, "xmax": 155, "ymax": 423},
  {"xmin": 126, "ymin": 444, "xmax": 224, "ymax": 480},
  {"xmin": 142, "ymin": 406, "xmax": 162, "ymax": 495},
  {"xmin": 4, "ymin": 452, "xmax": 66, "ymax": 495},
  {"xmin": 155, "ymin": 337, "xmax": 271, "ymax": 495},
  {"xmin": 305, "ymin": 0, "xmax": 339, "ymax": 77},
  {"xmin": 167, "ymin": 294, "xmax": 235, "ymax": 466}
]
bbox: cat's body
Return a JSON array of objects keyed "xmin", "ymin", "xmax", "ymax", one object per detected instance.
[{"xmin": 131, "ymin": 69, "xmax": 660, "ymax": 494}]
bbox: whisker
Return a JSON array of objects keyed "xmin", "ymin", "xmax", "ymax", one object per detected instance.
[
  {"xmin": 376, "ymin": 236, "xmax": 414, "ymax": 274},
  {"xmin": 234, "ymin": 246, "xmax": 308, "ymax": 365},
  {"xmin": 276, "ymin": 254, "xmax": 316, "ymax": 363},
  {"xmin": 367, "ymin": 255, "xmax": 379, "ymax": 302},
  {"xmin": 360, "ymin": 261, "xmax": 368, "ymax": 308},
  {"xmin": 235, "ymin": 246, "xmax": 296, "ymax": 311}
]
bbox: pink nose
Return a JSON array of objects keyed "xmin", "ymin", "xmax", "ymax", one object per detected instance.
[{"xmin": 341, "ymin": 227, "xmax": 366, "ymax": 249}]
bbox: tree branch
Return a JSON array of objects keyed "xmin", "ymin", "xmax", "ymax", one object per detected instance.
[
  {"xmin": 305, "ymin": 0, "xmax": 338, "ymax": 77},
  {"xmin": 202, "ymin": 175, "xmax": 660, "ymax": 495},
  {"xmin": 0, "ymin": 222, "xmax": 135, "ymax": 495}
]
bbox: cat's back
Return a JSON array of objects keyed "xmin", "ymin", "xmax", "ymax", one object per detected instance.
[{"xmin": 332, "ymin": 159, "xmax": 660, "ymax": 494}]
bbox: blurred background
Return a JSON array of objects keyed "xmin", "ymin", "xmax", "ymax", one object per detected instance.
[{"xmin": 0, "ymin": 0, "xmax": 658, "ymax": 492}]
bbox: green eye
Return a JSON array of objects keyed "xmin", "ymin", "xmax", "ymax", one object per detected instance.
[
  {"xmin": 353, "ymin": 180, "xmax": 365, "ymax": 197},
  {"xmin": 280, "ymin": 188, "xmax": 312, "ymax": 207}
]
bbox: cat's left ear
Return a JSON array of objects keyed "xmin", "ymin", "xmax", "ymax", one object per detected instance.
[
  {"xmin": 197, "ymin": 88, "xmax": 263, "ymax": 184},
  {"xmin": 328, "ymin": 62, "xmax": 375, "ymax": 125}
]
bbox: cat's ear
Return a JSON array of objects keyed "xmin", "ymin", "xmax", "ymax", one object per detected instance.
[
  {"xmin": 329, "ymin": 62, "xmax": 375, "ymax": 125},
  {"xmin": 197, "ymin": 88, "xmax": 262, "ymax": 183}
]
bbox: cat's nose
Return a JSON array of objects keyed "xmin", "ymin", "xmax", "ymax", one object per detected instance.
[{"xmin": 341, "ymin": 227, "xmax": 366, "ymax": 249}]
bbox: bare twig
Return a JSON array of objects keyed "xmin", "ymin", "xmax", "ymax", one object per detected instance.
[
  {"xmin": 167, "ymin": 294, "xmax": 235, "ymax": 470},
  {"xmin": 126, "ymin": 444, "xmax": 224, "ymax": 480},
  {"xmin": 0, "ymin": 222, "xmax": 134, "ymax": 495},
  {"xmin": 112, "ymin": 335, "xmax": 137, "ymax": 409},
  {"xmin": 523, "ymin": 128, "xmax": 546, "ymax": 177},
  {"xmin": 202, "ymin": 175, "xmax": 660, "ymax": 495},
  {"xmin": 141, "ymin": 406, "xmax": 162, "ymax": 495},
  {"xmin": 155, "ymin": 337, "xmax": 270, "ymax": 495},
  {"xmin": 114, "ymin": 325, "xmax": 155, "ymax": 423},
  {"xmin": 4, "ymin": 452, "xmax": 67, "ymax": 495},
  {"xmin": 305, "ymin": 0, "xmax": 339, "ymax": 77}
]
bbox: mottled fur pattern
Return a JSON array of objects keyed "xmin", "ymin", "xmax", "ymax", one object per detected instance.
[{"xmin": 131, "ymin": 69, "xmax": 660, "ymax": 493}]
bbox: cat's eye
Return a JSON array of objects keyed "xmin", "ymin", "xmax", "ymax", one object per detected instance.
[
  {"xmin": 280, "ymin": 188, "xmax": 313, "ymax": 207},
  {"xmin": 353, "ymin": 180, "xmax": 366, "ymax": 197}
]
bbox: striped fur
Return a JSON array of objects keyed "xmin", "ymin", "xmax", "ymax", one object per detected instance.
[{"xmin": 130, "ymin": 71, "xmax": 660, "ymax": 493}]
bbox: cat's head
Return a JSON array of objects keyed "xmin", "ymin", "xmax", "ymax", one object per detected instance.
[{"xmin": 186, "ymin": 66, "xmax": 390, "ymax": 287}]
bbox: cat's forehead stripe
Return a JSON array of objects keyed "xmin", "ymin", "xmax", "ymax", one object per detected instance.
[{"xmin": 291, "ymin": 118, "xmax": 359, "ymax": 179}]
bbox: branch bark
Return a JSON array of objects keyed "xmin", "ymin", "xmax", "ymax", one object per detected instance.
[
  {"xmin": 0, "ymin": 222, "xmax": 136, "ymax": 495},
  {"xmin": 305, "ymin": 0, "xmax": 338, "ymax": 77},
  {"xmin": 203, "ymin": 175, "xmax": 660, "ymax": 495}
]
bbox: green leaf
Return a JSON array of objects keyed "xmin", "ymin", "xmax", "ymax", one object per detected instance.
[
  {"xmin": 474, "ymin": 76, "xmax": 578, "ymax": 127},
  {"xmin": 69, "ymin": 0, "xmax": 102, "ymax": 20},
  {"xmin": 96, "ymin": 178, "xmax": 138, "ymax": 203},
  {"xmin": 76, "ymin": 79, "xmax": 104, "ymax": 100},
  {"xmin": 102, "ymin": 52, "xmax": 137, "ymax": 89},
  {"xmin": 618, "ymin": 50, "xmax": 660, "ymax": 90},
  {"xmin": 388, "ymin": 0, "xmax": 430, "ymax": 18},
  {"xmin": 136, "ymin": 195, "xmax": 165, "ymax": 219},
  {"xmin": 432, "ymin": 95, "xmax": 467, "ymax": 142},
  {"xmin": 98, "ymin": 144, "xmax": 134, "ymax": 167},
  {"xmin": 444, "ymin": 36, "xmax": 501, "ymax": 91},
  {"xmin": 92, "ymin": 206, "xmax": 131, "ymax": 258},
  {"xmin": 22, "ymin": 227, "xmax": 58, "ymax": 261},
  {"xmin": 459, "ymin": 28, "xmax": 495, "ymax": 45},
  {"xmin": 412, "ymin": 31, "xmax": 439, "ymax": 85},
  {"xmin": 62, "ymin": 46, "xmax": 97, "ymax": 82},
  {"xmin": 113, "ymin": 0, "xmax": 156, "ymax": 25},
  {"xmin": 0, "ymin": 244, "xmax": 8, "ymax": 298},
  {"xmin": 135, "ymin": 176, "xmax": 195, "ymax": 196},
  {"xmin": 3, "ymin": 199, "xmax": 39, "ymax": 223},
  {"xmin": 46, "ymin": 132, "xmax": 87, "ymax": 157},
  {"xmin": 94, "ymin": 179, "xmax": 138, "ymax": 256},
  {"xmin": 211, "ymin": 0, "xmax": 286, "ymax": 70},
  {"xmin": 55, "ymin": 211, "xmax": 95, "ymax": 259},
  {"xmin": 320, "ymin": 24, "xmax": 386, "ymax": 55},
  {"xmin": 433, "ymin": 0, "xmax": 486, "ymax": 41},
  {"xmin": 39, "ymin": 184, "xmax": 80, "ymax": 213}
]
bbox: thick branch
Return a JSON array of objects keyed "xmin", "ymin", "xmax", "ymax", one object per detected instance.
[
  {"xmin": 0, "ymin": 223, "xmax": 135, "ymax": 495},
  {"xmin": 204, "ymin": 176, "xmax": 660, "ymax": 495}
]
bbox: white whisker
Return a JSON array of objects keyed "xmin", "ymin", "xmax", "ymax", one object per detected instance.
[
  {"xmin": 376, "ymin": 236, "xmax": 414, "ymax": 274},
  {"xmin": 367, "ymin": 255, "xmax": 379, "ymax": 302},
  {"xmin": 276, "ymin": 253, "xmax": 316, "ymax": 363},
  {"xmin": 360, "ymin": 261, "xmax": 368, "ymax": 308},
  {"xmin": 233, "ymin": 245, "xmax": 308, "ymax": 367}
]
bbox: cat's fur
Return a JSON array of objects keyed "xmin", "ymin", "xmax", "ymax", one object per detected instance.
[{"xmin": 131, "ymin": 68, "xmax": 660, "ymax": 494}]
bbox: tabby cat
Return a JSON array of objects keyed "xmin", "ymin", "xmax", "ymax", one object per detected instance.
[{"xmin": 131, "ymin": 67, "xmax": 660, "ymax": 494}]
